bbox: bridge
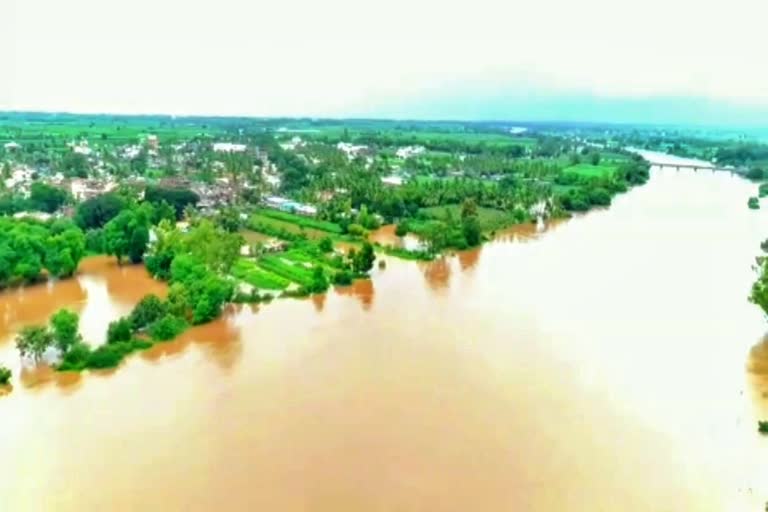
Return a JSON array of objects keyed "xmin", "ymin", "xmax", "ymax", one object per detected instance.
[{"xmin": 650, "ymin": 162, "xmax": 718, "ymax": 171}]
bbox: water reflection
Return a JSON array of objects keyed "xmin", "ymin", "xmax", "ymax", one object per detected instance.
[
  {"xmin": 139, "ymin": 310, "xmax": 243, "ymax": 373},
  {"xmin": 334, "ymin": 279, "xmax": 375, "ymax": 310},
  {"xmin": 311, "ymin": 293, "xmax": 327, "ymax": 312},
  {"xmin": 420, "ymin": 257, "xmax": 451, "ymax": 292},
  {"xmin": 457, "ymin": 246, "xmax": 481, "ymax": 272}
]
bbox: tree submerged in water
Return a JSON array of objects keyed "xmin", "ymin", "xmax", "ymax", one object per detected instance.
[{"xmin": 0, "ymin": 365, "xmax": 11, "ymax": 386}]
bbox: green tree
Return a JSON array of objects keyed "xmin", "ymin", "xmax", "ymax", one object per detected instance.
[
  {"xmin": 106, "ymin": 317, "xmax": 133, "ymax": 344},
  {"xmin": 45, "ymin": 227, "xmax": 86, "ymax": 278},
  {"xmin": 129, "ymin": 294, "xmax": 167, "ymax": 331},
  {"xmin": 50, "ymin": 309, "xmax": 81, "ymax": 354},
  {"xmin": 15, "ymin": 325, "xmax": 54, "ymax": 362},
  {"xmin": 152, "ymin": 200, "xmax": 176, "ymax": 225},
  {"xmin": 149, "ymin": 314, "xmax": 187, "ymax": 341},
  {"xmin": 352, "ymin": 241, "xmax": 375, "ymax": 273},
  {"xmin": 75, "ymin": 193, "xmax": 125, "ymax": 229},
  {"xmin": 104, "ymin": 208, "xmax": 150, "ymax": 263},
  {"xmin": 29, "ymin": 182, "xmax": 68, "ymax": 213},
  {"xmin": 0, "ymin": 365, "xmax": 11, "ymax": 385},
  {"xmin": 318, "ymin": 237, "xmax": 334, "ymax": 253}
]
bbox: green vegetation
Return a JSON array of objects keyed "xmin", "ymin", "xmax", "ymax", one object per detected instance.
[
  {"xmin": 231, "ymin": 259, "xmax": 290, "ymax": 290},
  {"xmin": 759, "ymin": 421, "xmax": 768, "ymax": 434},
  {"xmin": 563, "ymin": 163, "xmax": 616, "ymax": 179},
  {"xmin": 759, "ymin": 183, "xmax": 768, "ymax": 198},
  {"xmin": 254, "ymin": 209, "xmax": 343, "ymax": 234},
  {"xmin": 0, "ymin": 365, "xmax": 10, "ymax": 386},
  {"xmin": 144, "ymin": 186, "xmax": 199, "ymax": 219},
  {"xmin": 104, "ymin": 206, "xmax": 151, "ymax": 263},
  {"xmin": 0, "ymin": 217, "xmax": 86, "ymax": 287},
  {"xmin": 76, "ymin": 193, "xmax": 126, "ymax": 229},
  {"xmin": 748, "ymin": 197, "xmax": 760, "ymax": 210},
  {"xmin": 375, "ymin": 243, "xmax": 434, "ymax": 261}
]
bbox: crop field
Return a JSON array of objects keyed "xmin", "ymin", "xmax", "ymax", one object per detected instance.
[
  {"xmin": 563, "ymin": 164, "xmax": 617, "ymax": 179},
  {"xmin": 249, "ymin": 214, "xmax": 329, "ymax": 239},
  {"xmin": 420, "ymin": 205, "xmax": 516, "ymax": 231},
  {"xmin": 231, "ymin": 259, "xmax": 290, "ymax": 290},
  {"xmin": 257, "ymin": 256, "xmax": 317, "ymax": 288},
  {"xmin": 255, "ymin": 209, "xmax": 343, "ymax": 233}
]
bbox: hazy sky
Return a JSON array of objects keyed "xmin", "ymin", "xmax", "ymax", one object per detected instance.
[{"xmin": 4, "ymin": 0, "xmax": 768, "ymax": 122}]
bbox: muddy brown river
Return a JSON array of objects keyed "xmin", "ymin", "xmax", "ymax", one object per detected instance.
[{"xmin": 1, "ymin": 165, "xmax": 768, "ymax": 511}]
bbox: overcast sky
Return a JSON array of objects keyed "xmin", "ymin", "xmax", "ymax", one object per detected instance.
[{"xmin": 4, "ymin": 0, "xmax": 768, "ymax": 122}]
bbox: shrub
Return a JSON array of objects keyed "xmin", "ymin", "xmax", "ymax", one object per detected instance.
[
  {"xmin": 347, "ymin": 223, "xmax": 367, "ymax": 238},
  {"xmin": 0, "ymin": 365, "xmax": 11, "ymax": 385},
  {"xmin": 149, "ymin": 314, "xmax": 187, "ymax": 341},
  {"xmin": 759, "ymin": 183, "xmax": 768, "ymax": 198},
  {"xmin": 318, "ymin": 237, "xmax": 334, "ymax": 253},
  {"xmin": 333, "ymin": 270, "xmax": 354, "ymax": 285},
  {"xmin": 86, "ymin": 343, "xmax": 128, "ymax": 369},
  {"xmin": 747, "ymin": 167, "xmax": 765, "ymax": 181},
  {"xmin": 749, "ymin": 197, "xmax": 760, "ymax": 210},
  {"xmin": 58, "ymin": 342, "xmax": 93, "ymax": 371},
  {"xmin": 759, "ymin": 421, "xmax": 768, "ymax": 434},
  {"xmin": 129, "ymin": 294, "xmax": 167, "ymax": 331},
  {"xmin": 395, "ymin": 222, "xmax": 409, "ymax": 237},
  {"xmin": 107, "ymin": 317, "xmax": 133, "ymax": 344}
]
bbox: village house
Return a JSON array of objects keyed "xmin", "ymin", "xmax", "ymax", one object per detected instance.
[
  {"xmin": 70, "ymin": 140, "xmax": 92, "ymax": 156},
  {"xmin": 381, "ymin": 175, "xmax": 404, "ymax": 187},
  {"xmin": 5, "ymin": 166, "xmax": 35, "ymax": 193},
  {"xmin": 279, "ymin": 136, "xmax": 304, "ymax": 151},
  {"xmin": 337, "ymin": 142, "xmax": 368, "ymax": 160},
  {"xmin": 213, "ymin": 142, "xmax": 247, "ymax": 153},
  {"xmin": 146, "ymin": 134, "xmax": 159, "ymax": 151},
  {"xmin": 395, "ymin": 145, "xmax": 426, "ymax": 159},
  {"xmin": 70, "ymin": 178, "xmax": 117, "ymax": 201},
  {"xmin": 3, "ymin": 142, "xmax": 21, "ymax": 151},
  {"xmin": 263, "ymin": 196, "xmax": 318, "ymax": 216}
]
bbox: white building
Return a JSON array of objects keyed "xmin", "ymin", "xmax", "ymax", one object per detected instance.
[
  {"xmin": 213, "ymin": 142, "xmax": 247, "ymax": 153},
  {"xmin": 337, "ymin": 142, "xmax": 368, "ymax": 159},
  {"xmin": 3, "ymin": 142, "xmax": 21, "ymax": 151},
  {"xmin": 70, "ymin": 140, "xmax": 92, "ymax": 156},
  {"xmin": 279, "ymin": 136, "xmax": 303, "ymax": 151},
  {"xmin": 381, "ymin": 175, "xmax": 404, "ymax": 187},
  {"xmin": 395, "ymin": 145, "xmax": 426, "ymax": 159},
  {"xmin": 5, "ymin": 167, "xmax": 34, "ymax": 190}
]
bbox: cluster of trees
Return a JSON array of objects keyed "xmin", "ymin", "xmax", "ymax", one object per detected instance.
[
  {"xmin": 0, "ymin": 182, "xmax": 70, "ymax": 216},
  {"xmin": 751, "ymin": 239, "xmax": 768, "ymax": 318},
  {"xmin": 0, "ymin": 218, "xmax": 86, "ymax": 287},
  {"xmin": 399, "ymin": 199, "xmax": 483, "ymax": 252},
  {"xmin": 144, "ymin": 185, "xmax": 199, "ymax": 218},
  {"xmin": 16, "ymin": 309, "xmax": 82, "ymax": 363},
  {"xmin": 103, "ymin": 206, "xmax": 151, "ymax": 264},
  {"xmin": 144, "ymin": 219, "xmax": 239, "ymax": 322},
  {"xmin": 715, "ymin": 144, "xmax": 768, "ymax": 167}
]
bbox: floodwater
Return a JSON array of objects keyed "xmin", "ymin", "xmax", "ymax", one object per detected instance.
[{"xmin": 2, "ymin": 163, "xmax": 768, "ymax": 511}]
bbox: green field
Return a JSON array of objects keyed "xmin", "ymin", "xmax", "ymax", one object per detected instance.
[
  {"xmin": 255, "ymin": 209, "xmax": 343, "ymax": 234},
  {"xmin": 563, "ymin": 164, "xmax": 617, "ymax": 179},
  {"xmin": 258, "ymin": 256, "xmax": 317, "ymax": 288},
  {"xmin": 420, "ymin": 205, "xmax": 516, "ymax": 231},
  {"xmin": 231, "ymin": 259, "xmax": 290, "ymax": 290},
  {"xmin": 249, "ymin": 214, "xmax": 329, "ymax": 239}
]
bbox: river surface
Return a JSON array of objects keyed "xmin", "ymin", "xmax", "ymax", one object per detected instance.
[{"xmin": 1, "ymin": 162, "xmax": 768, "ymax": 511}]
